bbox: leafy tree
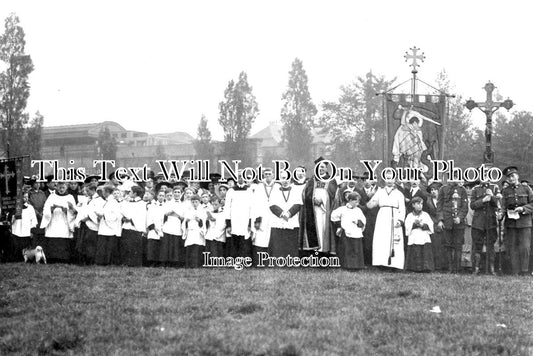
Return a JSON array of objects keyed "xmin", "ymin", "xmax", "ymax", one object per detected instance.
[
  {"xmin": 280, "ymin": 58, "xmax": 317, "ymax": 166},
  {"xmin": 193, "ymin": 114, "xmax": 215, "ymax": 163},
  {"xmin": 493, "ymin": 111, "xmax": 533, "ymax": 177},
  {"xmin": 0, "ymin": 13, "xmax": 35, "ymax": 157},
  {"xmin": 97, "ymin": 127, "xmax": 117, "ymax": 161},
  {"xmin": 435, "ymin": 69, "xmax": 483, "ymax": 169},
  {"xmin": 319, "ymin": 71, "xmax": 394, "ymax": 167},
  {"xmin": 25, "ymin": 111, "xmax": 43, "ymax": 160},
  {"xmin": 218, "ymin": 72, "xmax": 259, "ymax": 165}
]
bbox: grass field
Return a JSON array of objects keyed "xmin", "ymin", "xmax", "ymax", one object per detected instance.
[{"xmin": 1, "ymin": 264, "xmax": 532, "ymax": 355}]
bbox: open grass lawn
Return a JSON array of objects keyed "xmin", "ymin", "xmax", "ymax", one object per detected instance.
[{"xmin": 1, "ymin": 264, "xmax": 532, "ymax": 355}]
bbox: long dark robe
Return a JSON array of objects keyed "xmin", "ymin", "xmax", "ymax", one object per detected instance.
[{"xmin": 299, "ymin": 177, "xmax": 337, "ymax": 253}]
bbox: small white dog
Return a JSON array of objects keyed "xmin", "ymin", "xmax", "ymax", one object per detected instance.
[{"xmin": 22, "ymin": 246, "xmax": 47, "ymax": 264}]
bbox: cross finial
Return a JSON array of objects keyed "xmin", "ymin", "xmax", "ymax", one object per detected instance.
[{"xmin": 404, "ymin": 46, "xmax": 425, "ymax": 72}]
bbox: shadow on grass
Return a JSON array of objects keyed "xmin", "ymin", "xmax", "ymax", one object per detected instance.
[
  {"xmin": 228, "ymin": 302, "xmax": 263, "ymax": 315},
  {"xmin": 37, "ymin": 332, "xmax": 84, "ymax": 355}
]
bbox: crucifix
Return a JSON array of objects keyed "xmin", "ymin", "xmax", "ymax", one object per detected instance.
[
  {"xmin": 404, "ymin": 46, "xmax": 425, "ymax": 96},
  {"xmin": 465, "ymin": 82, "xmax": 514, "ymax": 164},
  {"xmin": 0, "ymin": 164, "xmax": 15, "ymax": 195}
]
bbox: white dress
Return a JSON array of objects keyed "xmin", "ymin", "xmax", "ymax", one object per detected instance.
[{"xmin": 369, "ymin": 186, "xmax": 406, "ymax": 269}]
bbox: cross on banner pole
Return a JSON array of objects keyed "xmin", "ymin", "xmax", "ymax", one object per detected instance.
[
  {"xmin": 0, "ymin": 164, "xmax": 15, "ymax": 195},
  {"xmin": 404, "ymin": 46, "xmax": 425, "ymax": 97}
]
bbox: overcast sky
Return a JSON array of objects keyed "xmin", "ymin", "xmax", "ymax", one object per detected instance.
[{"xmin": 1, "ymin": 0, "xmax": 530, "ymax": 140}]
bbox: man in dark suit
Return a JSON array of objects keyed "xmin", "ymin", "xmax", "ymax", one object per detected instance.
[
  {"xmin": 405, "ymin": 179, "xmax": 427, "ymax": 214},
  {"xmin": 358, "ymin": 172, "xmax": 378, "ymax": 266}
]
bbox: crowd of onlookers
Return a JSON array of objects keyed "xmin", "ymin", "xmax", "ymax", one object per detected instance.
[{"xmin": 2, "ymin": 161, "xmax": 533, "ymax": 276}]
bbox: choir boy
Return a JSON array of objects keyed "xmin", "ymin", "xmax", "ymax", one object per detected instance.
[
  {"xmin": 331, "ymin": 192, "xmax": 366, "ymax": 270},
  {"xmin": 120, "ymin": 185, "xmax": 147, "ymax": 267},
  {"xmin": 405, "ymin": 196, "xmax": 435, "ymax": 272},
  {"xmin": 183, "ymin": 194, "xmax": 207, "ymax": 268},
  {"xmin": 146, "ymin": 191, "xmax": 165, "ymax": 266},
  {"xmin": 224, "ymin": 170, "xmax": 253, "ymax": 259},
  {"xmin": 161, "ymin": 187, "xmax": 185, "ymax": 266},
  {"xmin": 95, "ymin": 185, "xmax": 122, "ymax": 265},
  {"xmin": 268, "ymin": 172, "xmax": 302, "ymax": 260},
  {"xmin": 205, "ymin": 195, "xmax": 226, "ymax": 258},
  {"xmin": 11, "ymin": 192, "xmax": 38, "ymax": 261},
  {"xmin": 40, "ymin": 182, "xmax": 77, "ymax": 263}
]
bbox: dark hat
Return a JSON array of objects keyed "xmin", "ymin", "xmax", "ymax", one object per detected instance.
[
  {"xmin": 174, "ymin": 180, "xmax": 188, "ymax": 189},
  {"xmin": 346, "ymin": 192, "xmax": 361, "ymax": 201},
  {"xmin": 411, "ymin": 196, "xmax": 424, "ymax": 204},
  {"xmin": 209, "ymin": 173, "xmax": 222, "ymax": 183},
  {"xmin": 84, "ymin": 174, "xmax": 101, "ymax": 184},
  {"xmin": 23, "ymin": 176, "xmax": 31, "ymax": 185},
  {"xmin": 155, "ymin": 181, "xmax": 173, "ymax": 193},
  {"xmin": 464, "ymin": 180, "xmax": 479, "ymax": 188},
  {"xmin": 314, "ymin": 156, "xmax": 326, "ymax": 164},
  {"xmin": 45, "ymin": 174, "xmax": 54, "ymax": 183},
  {"xmin": 426, "ymin": 181, "xmax": 443, "ymax": 193},
  {"xmin": 502, "ymin": 166, "xmax": 518, "ymax": 176},
  {"xmin": 28, "ymin": 175, "xmax": 38, "ymax": 185},
  {"xmin": 108, "ymin": 170, "xmax": 128, "ymax": 181},
  {"xmin": 343, "ymin": 187, "xmax": 354, "ymax": 196}
]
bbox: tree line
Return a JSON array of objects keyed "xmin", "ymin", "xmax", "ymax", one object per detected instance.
[
  {"xmin": 3, "ymin": 13, "xmax": 532, "ymax": 179},
  {"xmin": 198, "ymin": 60, "xmax": 533, "ymax": 177}
]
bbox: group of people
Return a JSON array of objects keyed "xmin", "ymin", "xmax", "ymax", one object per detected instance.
[{"xmin": 4, "ymin": 157, "xmax": 533, "ymax": 275}]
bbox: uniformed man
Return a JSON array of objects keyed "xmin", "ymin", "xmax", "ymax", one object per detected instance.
[
  {"xmin": 470, "ymin": 180, "xmax": 501, "ymax": 275},
  {"xmin": 437, "ymin": 177, "xmax": 468, "ymax": 273},
  {"xmin": 501, "ymin": 166, "xmax": 533, "ymax": 276}
]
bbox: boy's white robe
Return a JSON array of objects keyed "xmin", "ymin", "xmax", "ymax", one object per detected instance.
[
  {"xmin": 224, "ymin": 185, "xmax": 253, "ymax": 238},
  {"xmin": 251, "ymin": 182, "xmax": 277, "ymax": 247},
  {"xmin": 41, "ymin": 194, "xmax": 77, "ymax": 238}
]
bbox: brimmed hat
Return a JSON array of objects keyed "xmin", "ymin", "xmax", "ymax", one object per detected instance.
[
  {"xmin": 174, "ymin": 180, "xmax": 188, "ymax": 189},
  {"xmin": 84, "ymin": 174, "xmax": 101, "ymax": 184},
  {"xmin": 314, "ymin": 156, "xmax": 325, "ymax": 164},
  {"xmin": 426, "ymin": 181, "xmax": 443, "ymax": 193},
  {"xmin": 155, "ymin": 181, "xmax": 173, "ymax": 192},
  {"xmin": 502, "ymin": 166, "xmax": 518, "ymax": 177}
]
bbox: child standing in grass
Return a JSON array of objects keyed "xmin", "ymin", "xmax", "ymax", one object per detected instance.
[
  {"xmin": 205, "ymin": 195, "xmax": 226, "ymax": 259},
  {"xmin": 331, "ymin": 192, "xmax": 366, "ymax": 270},
  {"xmin": 11, "ymin": 192, "xmax": 38, "ymax": 261},
  {"xmin": 183, "ymin": 194, "xmax": 207, "ymax": 268},
  {"xmin": 161, "ymin": 186, "xmax": 185, "ymax": 267},
  {"xmin": 146, "ymin": 190, "xmax": 166, "ymax": 266},
  {"xmin": 405, "ymin": 196, "xmax": 435, "ymax": 272}
]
